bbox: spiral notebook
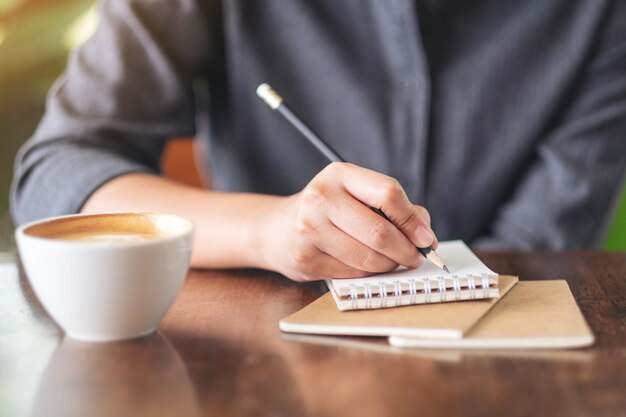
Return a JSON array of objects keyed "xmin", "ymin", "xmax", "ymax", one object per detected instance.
[{"xmin": 328, "ymin": 240, "xmax": 499, "ymax": 310}]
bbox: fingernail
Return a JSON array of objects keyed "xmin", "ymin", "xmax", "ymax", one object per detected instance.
[{"xmin": 415, "ymin": 225, "xmax": 434, "ymax": 247}]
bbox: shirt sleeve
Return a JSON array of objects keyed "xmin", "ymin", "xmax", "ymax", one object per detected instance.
[
  {"xmin": 473, "ymin": 6, "xmax": 626, "ymax": 250},
  {"xmin": 10, "ymin": 0, "xmax": 211, "ymax": 225}
]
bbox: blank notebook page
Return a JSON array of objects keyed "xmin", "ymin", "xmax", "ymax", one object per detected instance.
[{"xmin": 330, "ymin": 240, "xmax": 496, "ymax": 296}]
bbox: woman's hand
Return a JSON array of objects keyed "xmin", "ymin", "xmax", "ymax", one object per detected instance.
[{"xmin": 259, "ymin": 162, "xmax": 438, "ymax": 282}]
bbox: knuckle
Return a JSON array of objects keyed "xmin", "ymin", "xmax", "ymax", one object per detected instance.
[
  {"xmin": 323, "ymin": 161, "xmax": 358, "ymax": 180},
  {"xmin": 380, "ymin": 178, "xmax": 403, "ymax": 204},
  {"xmin": 296, "ymin": 192, "xmax": 326, "ymax": 235},
  {"xmin": 300, "ymin": 185, "xmax": 326, "ymax": 208},
  {"xmin": 294, "ymin": 214, "xmax": 316, "ymax": 235},
  {"xmin": 396, "ymin": 210, "xmax": 419, "ymax": 230},
  {"xmin": 327, "ymin": 161, "xmax": 343, "ymax": 172},
  {"xmin": 322, "ymin": 161, "xmax": 345, "ymax": 177},
  {"xmin": 368, "ymin": 221, "xmax": 393, "ymax": 247}
]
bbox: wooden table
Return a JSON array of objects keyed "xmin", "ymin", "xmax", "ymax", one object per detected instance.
[{"xmin": 2, "ymin": 251, "xmax": 625, "ymax": 417}]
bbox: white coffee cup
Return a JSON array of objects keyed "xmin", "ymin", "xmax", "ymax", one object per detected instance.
[{"xmin": 15, "ymin": 213, "xmax": 194, "ymax": 342}]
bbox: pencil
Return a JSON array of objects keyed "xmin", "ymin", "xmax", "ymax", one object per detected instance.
[{"xmin": 256, "ymin": 83, "xmax": 450, "ymax": 274}]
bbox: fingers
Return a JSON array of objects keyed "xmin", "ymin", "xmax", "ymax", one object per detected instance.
[
  {"xmin": 329, "ymin": 163, "xmax": 437, "ymax": 248},
  {"xmin": 313, "ymin": 220, "xmax": 401, "ymax": 273},
  {"xmin": 324, "ymin": 193, "xmax": 423, "ymax": 268},
  {"xmin": 414, "ymin": 205, "xmax": 438, "ymax": 248},
  {"xmin": 415, "ymin": 205, "xmax": 431, "ymax": 227},
  {"xmin": 283, "ymin": 162, "xmax": 438, "ymax": 282},
  {"xmin": 290, "ymin": 247, "xmax": 371, "ymax": 281}
]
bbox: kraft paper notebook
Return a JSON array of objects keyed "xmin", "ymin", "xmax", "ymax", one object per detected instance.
[
  {"xmin": 280, "ymin": 275, "xmax": 518, "ymax": 339},
  {"xmin": 389, "ymin": 280, "xmax": 595, "ymax": 349},
  {"xmin": 328, "ymin": 240, "xmax": 500, "ymax": 311}
]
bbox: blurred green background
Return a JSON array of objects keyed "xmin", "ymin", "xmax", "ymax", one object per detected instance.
[
  {"xmin": 0, "ymin": 0, "xmax": 96, "ymax": 251},
  {"xmin": 0, "ymin": 0, "xmax": 624, "ymax": 252}
]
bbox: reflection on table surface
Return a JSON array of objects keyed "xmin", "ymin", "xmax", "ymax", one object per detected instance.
[
  {"xmin": 31, "ymin": 333, "xmax": 200, "ymax": 417},
  {"xmin": 1, "ymin": 252, "xmax": 625, "ymax": 417}
]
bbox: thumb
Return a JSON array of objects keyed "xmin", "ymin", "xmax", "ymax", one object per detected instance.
[{"xmin": 393, "ymin": 205, "xmax": 438, "ymax": 249}]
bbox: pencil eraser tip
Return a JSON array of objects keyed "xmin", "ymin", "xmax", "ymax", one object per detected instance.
[
  {"xmin": 256, "ymin": 83, "xmax": 270, "ymax": 98},
  {"xmin": 256, "ymin": 83, "xmax": 282, "ymax": 109}
]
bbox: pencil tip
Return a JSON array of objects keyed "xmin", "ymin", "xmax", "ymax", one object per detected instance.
[{"xmin": 443, "ymin": 265, "xmax": 450, "ymax": 274}]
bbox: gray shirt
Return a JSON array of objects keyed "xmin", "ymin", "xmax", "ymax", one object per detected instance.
[{"xmin": 11, "ymin": 0, "xmax": 626, "ymax": 249}]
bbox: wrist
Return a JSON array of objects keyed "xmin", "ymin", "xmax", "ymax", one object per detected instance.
[
  {"xmin": 251, "ymin": 194, "xmax": 295, "ymax": 272},
  {"xmin": 188, "ymin": 191, "xmax": 286, "ymax": 269}
]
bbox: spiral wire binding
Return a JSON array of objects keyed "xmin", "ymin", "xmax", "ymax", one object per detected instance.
[
  {"xmin": 467, "ymin": 274, "xmax": 476, "ymax": 299},
  {"xmin": 452, "ymin": 274, "xmax": 461, "ymax": 300},
  {"xmin": 345, "ymin": 272, "xmax": 496, "ymax": 309},
  {"xmin": 378, "ymin": 281, "xmax": 388, "ymax": 308},
  {"xmin": 423, "ymin": 277, "xmax": 432, "ymax": 303},
  {"xmin": 349, "ymin": 283, "xmax": 358, "ymax": 310},
  {"xmin": 364, "ymin": 283, "xmax": 373, "ymax": 309},
  {"xmin": 481, "ymin": 273, "xmax": 490, "ymax": 298},
  {"xmin": 438, "ymin": 277, "xmax": 447, "ymax": 302},
  {"xmin": 393, "ymin": 280, "xmax": 402, "ymax": 306},
  {"xmin": 408, "ymin": 278, "xmax": 417, "ymax": 304}
]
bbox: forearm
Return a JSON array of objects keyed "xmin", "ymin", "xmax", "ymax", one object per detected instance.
[{"xmin": 81, "ymin": 173, "xmax": 283, "ymax": 269}]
